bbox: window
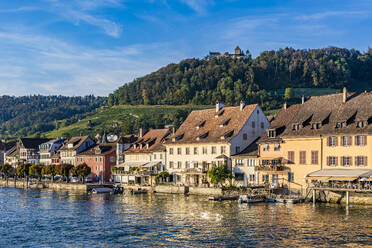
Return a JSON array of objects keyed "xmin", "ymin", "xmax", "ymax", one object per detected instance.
[
  {"xmin": 357, "ymin": 121, "xmax": 366, "ymax": 128},
  {"xmin": 194, "ymin": 147, "xmax": 198, "ymax": 155},
  {"xmin": 262, "ymin": 175, "xmax": 269, "ymax": 183},
  {"xmin": 355, "ymin": 136, "xmax": 366, "ymax": 146},
  {"xmin": 292, "ymin": 124, "xmax": 300, "ymax": 130},
  {"xmin": 186, "ymin": 161, "xmax": 190, "ymax": 168},
  {"xmin": 236, "ymin": 146, "xmax": 240, "ymax": 153},
  {"xmin": 288, "ymin": 151, "xmax": 295, "ymax": 164},
  {"xmin": 95, "ymin": 166, "xmax": 98, "ymax": 171},
  {"xmin": 328, "ymin": 136, "xmax": 337, "ymax": 147},
  {"xmin": 220, "ymin": 146, "xmax": 226, "ymax": 154},
  {"xmin": 274, "ymin": 143, "xmax": 280, "ymax": 151},
  {"xmin": 261, "ymin": 122, "xmax": 264, "ymax": 129},
  {"xmin": 327, "ymin": 156, "xmax": 337, "ymax": 166},
  {"xmin": 263, "ymin": 144, "xmax": 269, "ymax": 151},
  {"xmin": 341, "ymin": 156, "xmax": 351, "ymax": 166},
  {"xmin": 252, "ymin": 121, "xmax": 255, "ymax": 128},
  {"xmin": 169, "ymin": 162, "xmax": 174, "ymax": 168},
  {"xmin": 243, "ymin": 133, "xmax": 247, "ymax": 140},
  {"xmin": 202, "ymin": 147, "xmax": 207, "ymax": 154},
  {"xmin": 249, "ymin": 174, "xmax": 255, "ymax": 182},
  {"xmin": 268, "ymin": 130, "xmax": 276, "ymax": 138},
  {"xmin": 177, "ymin": 162, "xmax": 182, "ymax": 169},
  {"xmin": 299, "ymin": 151, "xmax": 306, "ymax": 164},
  {"xmin": 110, "ymin": 156, "xmax": 115, "ymax": 163},
  {"xmin": 336, "ymin": 122, "xmax": 342, "ymax": 128},
  {"xmin": 194, "ymin": 162, "xmax": 198, "ymax": 168},
  {"xmin": 154, "ymin": 154, "xmax": 157, "ymax": 160},
  {"xmin": 160, "ymin": 154, "xmax": 163, "ymax": 159},
  {"xmin": 288, "ymin": 172, "xmax": 294, "ymax": 182},
  {"xmin": 177, "ymin": 148, "xmax": 182, "ymax": 155},
  {"xmin": 212, "ymin": 146, "xmax": 216, "ymax": 154},
  {"xmin": 236, "ymin": 159, "xmax": 243, "ymax": 166},
  {"xmin": 95, "ymin": 157, "xmax": 98, "ymax": 162},
  {"xmin": 186, "ymin": 147, "xmax": 190, "ymax": 155},
  {"xmin": 341, "ymin": 136, "xmax": 351, "ymax": 146},
  {"xmin": 169, "ymin": 148, "xmax": 174, "ymax": 155},
  {"xmin": 311, "ymin": 151, "xmax": 318, "ymax": 165},
  {"xmin": 272, "ymin": 174, "xmax": 279, "ymax": 183},
  {"xmin": 356, "ymin": 156, "xmax": 366, "ymax": 167},
  {"xmin": 99, "ymin": 158, "xmax": 103, "ymax": 162}
]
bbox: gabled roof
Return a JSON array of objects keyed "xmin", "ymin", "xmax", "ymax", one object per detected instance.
[
  {"xmin": 77, "ymin": 143, "xmax": 116, "ymax": 156},
  {"xmin": 0, "ymin": 140, "xmax": 4, "ymax": 151},
  {"xmin": 125, "ymin": 129, "xmax": 170, "ymax": 154},
  {"xmin": 282, "ymin": 91, "xmax": 372, "ymax": 137},
  {"xmin": 19, "ymin": 138, "xmax": 51, "ymax": 150},
  {"xmin": 59, "ymin": 136, "xmax": 92, "ymax": 151},
  {"xmin": 258, "ymin": 104, "xmax": 301, "ymax": 143},
  {"xmin": 167, "ymin": 104, "xmax": 258, "ymax": 144},
  {"xmin": 232, "ymin": 138, "xmax": 260, "ymax": 158}
]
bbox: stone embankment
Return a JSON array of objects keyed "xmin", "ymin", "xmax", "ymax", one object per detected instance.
[
  {"xmin": 314, "ymin": 190, "xmax": 372, "ymax": 205},
  {"xmin": 0, "ymin": 179, "xmax": 88, "ymax": 191}
]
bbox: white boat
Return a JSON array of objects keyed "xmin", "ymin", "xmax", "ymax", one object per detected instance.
[
  {"xmin": 92, "ymin": 188, "xmax": 113, "ymax": 194},
  {"xmin": 239, "ymin": 195, "xmax": 265, "ymax": 203}
]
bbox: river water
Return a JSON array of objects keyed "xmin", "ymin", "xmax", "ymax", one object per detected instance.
[{"xmin": 0, "ymin": 187, "xmax": 371, "ymax": 248}]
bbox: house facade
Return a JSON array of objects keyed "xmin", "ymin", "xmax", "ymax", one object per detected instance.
[
  {"xmin": 59, "ymin": 136, "xmax": 95, "ymax": 165},
  {"xmin": 165, "ymin": 101, "xmax": 270, "ymax": 186},
  {"xmin": 0, "ymin": 141, "xmax": 5, "ymax": 165},
  {"xmin": 18, "ymin": 138, "xmax": 51, "ymax": 164},
  {"xmin": 76, "ymin": 143, "xmax": 117, "ymax": 182},
  {"xmin": 39, "ymin": 138, "xmax": 64, "ymax": 165},
  {"xmin": 113, "ymin": 128, "xmax": 170, "ymax": 186}
]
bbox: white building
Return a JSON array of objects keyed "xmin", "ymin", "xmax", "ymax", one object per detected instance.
[
  {"xmin": 59, "ymin": 136, "xmax": 95, "ymax": 165},
  {"xmin": 165, "ymin": 101, "xmax": 270, "ymax": 186},
  {"xmin": 39, "ymin": 138, "xmax": 64, "ymax": 165}
]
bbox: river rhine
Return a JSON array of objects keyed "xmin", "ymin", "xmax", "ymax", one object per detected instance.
[{"xmin": 0, "ymin": 187, "xmax": 371, "ymax": 247}]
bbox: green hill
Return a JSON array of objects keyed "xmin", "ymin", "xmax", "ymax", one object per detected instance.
[{"xmin": 44, "ymin": 105, "xmax": 213, "ymax": 138}]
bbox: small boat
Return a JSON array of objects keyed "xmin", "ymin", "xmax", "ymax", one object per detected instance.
[
  {"xmin": 264, "ymin": 198, "xmax": 277, "ymax": 203},
  {"xmin": 239, "ymin": 195, "xmax": 265, "ymax": 203},
  {"xmin": 113, "ymin": 185, "xmax": 124, "ymax": 194},
  {"xmin": 208, "ymin": 195, "xmax": 239, "ymax": 201},
  {"xmin": 130, "ymin": 188, "xmax": 148, "ymax": 194},
  {"xmin": 92, "ymin": 187, "xmax": 113, "ymax": 194}
]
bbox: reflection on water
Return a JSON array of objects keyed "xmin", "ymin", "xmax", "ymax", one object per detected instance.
[{"xmin": 0, "ymin": 187, "xmax": 371, "ymax": 247}]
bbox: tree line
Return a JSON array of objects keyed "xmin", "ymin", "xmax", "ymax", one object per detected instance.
[{"xmin": 108, "ymin": 47, "xmax": 372, "ymax": 110}]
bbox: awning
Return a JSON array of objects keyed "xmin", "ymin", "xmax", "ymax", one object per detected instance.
[
  {"xmin": 142, "ymin": 162, "xmax": 161, "ymax": 168},
  {"xmin": 214, "ymin": 154, "xmax": 228, "ymax": 160},
  {"xmin": 306, "ymin": 169, "xmax": 372, "ymax": 181},
  {"xmin": 259, "ymin": 157, "xmax": 282, "ymax": 161},
  {"xmin": 115, "ymin": 162, "xmax": 147, "ymax": 168}
]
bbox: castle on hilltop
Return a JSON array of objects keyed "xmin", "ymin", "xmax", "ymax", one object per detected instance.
[{"xmin": 208, "ymin": 46, "xmax": 246, "ymax": 59}]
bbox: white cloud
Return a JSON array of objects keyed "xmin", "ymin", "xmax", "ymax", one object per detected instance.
[
  {"xmin": 0, "ymin": 30, "xmax": 186, "ymax": 96},
  {"xmin": 180, "ymin": 0, "xmax": 213, "ymax": 14},
  {"xmin": 295, "ymin": 10, "xmax": 369, "ymax": 21}
]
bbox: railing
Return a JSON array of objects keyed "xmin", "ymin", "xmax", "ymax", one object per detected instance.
[
  {"xmin": 309, "ymin": 182, "xmax": 372, "ymax": 191},
  {"xmin": 181, "ymin": 168, "xmax": 207, "ymax": 173},
  {"xmin": 254, "ymin": 166, "xmax": 289, "ymax": 172},
  {"xmin": 112, "ymin": 171, "xmax": 156, "ymax": 176}
]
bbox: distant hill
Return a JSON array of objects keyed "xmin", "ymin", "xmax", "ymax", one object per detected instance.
[
  {"xmin": 44, "ymin": 105, "xmax": 212, "ymax": 138},
  {"xmin": 109, "ymin": 47, "xmax": 372, "ymax": 110},
  {"xmin": 0, "ymin": 95, "xmax": 106, "ymax": 140}
]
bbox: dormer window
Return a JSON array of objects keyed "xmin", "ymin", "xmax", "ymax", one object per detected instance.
[
  {"xmin": 175, "ymin": 134, "xmax": 184, "ymax": 141},
  {"xmin": 336, "ymin": 122, "xmax": 346, "ymax": 128},
  {"xmin": 221, "ymin": 130, "xmax": 234, "ymax": 140},
  {"xmin": 357, "ymin": 121, "xmax": 366, "ymax": 128},
  {"xmin": 268, "ymin": 129, "xmax": 276, "ymax": 138},
  {"xmin": 311, "ymin": 123, "xmax": 321, "ymax": 129},
  {"xmin": 292, "ymin": 124, "xmax": 300, "ymax": 131},
  {"xmin": 197, "ymin": 132, "xmax": 209, "ymax": 140},
  {"xmin": 220, "ymin": 119, "xmax": 231, "ymax": 127},
  {"xmin": 215, "ymin": 110, "xmax": 224, "ymax": 118},
  {"xmin": 196, "ymin": 120, "xmax": 206, "ymax": 130}
]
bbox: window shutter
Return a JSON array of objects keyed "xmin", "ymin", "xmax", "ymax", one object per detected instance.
[
  {"xmin": 327, "ymin": 137, "xmax": 330, "ymax": 146},
  {"xmin": 348, "ymin": 136, "xmax": 352, "ymax": 146},
  {"xmin": 364, "ymin": 136, "xmax": 367, "ymax": 145},
  {"xmin": 335, "ymin": 157, "xmax": 338, "ymax": 166},
  {"xmin": 355, "ymin": 136, "xmax": 357, "ymax": 145},
  {"xmin": 341, "ymin": 157, "xmax": 344, "ymax": 166},
  {"xmin": 327, "ymin": 156, "xmax": 329, "ymax": 166},
  {"xmin": 350, "ymin": 156, "xmax": 353, "ymax": 166},
  {"xmin": 335, "ymin": 137, "xmax": 338, "ymax": 146},
  {"xmin": 341, "ymin": 137, "xmax": 344, "ymax": 146},
  {"xmin": 355, "ymin": 156, "xmax": 358, "ymax": 166},
  {"xmin": 365, "ymin": 156, "xmax": 368, "ymax": 166}
]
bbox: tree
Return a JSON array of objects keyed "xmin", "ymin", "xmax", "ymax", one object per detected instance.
[
  {"xmin": 29, "ymin": 164, "xmax": 44, "ymax": 181},
  {"xmin": 42, "ymin": 164, "xmax": 58, "ymax": 182},
  {"xmin": 156, "ymin": 171, "xmax": 170, "ymax": 183},
  {"xmin": 56, "ymin": 164, "xmax": 74, "ymax": 182},
  {"xmin": 0, "ymin": 164, "xmax": 12, "ymax": 184},
  {"xmin": 71, "ymin": 163, "xmax": 91, "ymax": 183},
  {"xmin": 284, "ymin": 87, "xmax": 294, "ymax": 100},
  {"xmin": 207, "ymin": 163, "xmax": 231, "ymax": 186},
  {"xmin": 16, "ymin": 163, "xmax": 31, "ymax": 177}
]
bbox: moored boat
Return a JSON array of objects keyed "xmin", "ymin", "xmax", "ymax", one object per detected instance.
[
  {"xmin": 92, "ymin": 188, "xmax": 113, "ymax": 194},
  {"xmin": 239, "ymin": 194, "xmax": 265, "ymax": 203}
]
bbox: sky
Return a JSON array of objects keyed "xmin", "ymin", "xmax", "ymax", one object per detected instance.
[{"xmin": 0, "ymin": 0, "xmax": 371, "ymax": 96}]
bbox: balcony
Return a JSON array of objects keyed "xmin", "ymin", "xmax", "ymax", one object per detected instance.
[{"xmin": 255, "ymin": 165, "xmax": 289, "ymax": 172}]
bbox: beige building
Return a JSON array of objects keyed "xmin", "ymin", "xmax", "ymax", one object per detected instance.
[
  {"xmin": 258, "ymin": 89, "xmax": 372, "ymax": 194},
  {"xmin": 113, "ymin": 128, "xmax": 170, "ymax": 185},
  {"xmin": 165, "ymin": 101, "xmax": 270, "ymax": 186},
  {"xmin": 59, "ymin": 136, "xmax": 95, "ymax": 165}
]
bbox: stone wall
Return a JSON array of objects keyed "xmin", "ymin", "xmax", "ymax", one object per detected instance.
[
  {"xmin": 154, "ymin": 185, "xmax": 187, "ymax": 194},
  {"xmin": 188, "ymin": 187, "xmax": 222, "ymax": 196},
  {"xmin": 0, "ymin": 179, "xmax": 88, "ymax": 191},
  {"xmin": 315, "ymin": 190, "xmax": 372, "ymax": 205}
]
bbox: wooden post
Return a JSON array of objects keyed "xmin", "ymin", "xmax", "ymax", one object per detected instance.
[
  {"xmin": 346, "ymin": 191, "xmax": 349, "ymax": 206},
  {"xmin": 313, "ymin": 189, "xmax": 316, "ymax": 204}
]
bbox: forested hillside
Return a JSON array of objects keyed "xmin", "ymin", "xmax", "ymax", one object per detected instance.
[
  {"xmin": 0, "ymin": 95, "xmax": 106, "ymax": 139},
  {"xmin": 109, "ymin": 47, "xmax": 372, "ymax": 110}
]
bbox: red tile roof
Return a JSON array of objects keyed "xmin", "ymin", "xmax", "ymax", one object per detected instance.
[{"xmin": 125, "ymin": 129, "xmax": 170, "ymax": 154}]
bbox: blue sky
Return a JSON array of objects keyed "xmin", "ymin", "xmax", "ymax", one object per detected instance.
[{"xmin": 0, "ymin": 0, "xmax": 371, "ymax": 96}]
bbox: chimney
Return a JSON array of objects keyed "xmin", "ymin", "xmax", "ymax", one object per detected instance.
[
  {"xmin": 172, "ymin": 127, "xmax": 175, "ymax": 135},
  {"xmin": 301, "ymin": 96, "xmax": 305, "ymax": 104},
  {"xmin": 240, "ymin": 100, "xmax": 245, "ymax": 111},
  {"xmin": 216, "ymin": 101, "xmax": 224, "ymax": 112},
  {"xmin": 139, "ymin": 128, "xmax": 144, "ymax": 138},
  {"xmin": 283, "ymin": 102, "xmax": 287, "ymax": 110},
  {"xmin": 343, "ymin": 87, "xmax": 347, "ymax": 103}
]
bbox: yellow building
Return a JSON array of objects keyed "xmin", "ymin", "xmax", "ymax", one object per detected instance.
[{"xmin": 258, "ymin": 89, "xmax": 372, "ymax": 194}]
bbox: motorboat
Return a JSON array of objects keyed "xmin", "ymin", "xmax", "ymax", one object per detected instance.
[
  {"xmin": 239, "ymin": 194, "xmax": 265, "ymax": 203},
  {"xmin": 92, "ymin": 187, "xmax": 113, "ymax": 194}
]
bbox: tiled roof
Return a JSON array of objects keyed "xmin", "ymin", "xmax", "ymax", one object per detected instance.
[
  {"xmin": 125, "ymin": 129, "xmax": 170, "ymax": 154},
  {"xmin": 282, "ymin": 91, "xmax": 372, "ymax": 137},
  {"xmin": 77, "ymin": 143, "xmax": 116, "ymax": 156},
  {"xmin": 232, "ymin": 138, "xmax": 260, "ymax": 157},
  {"xmin": 257, "ymin": 104, "xmax": 301, "ymax": 143},
  {"xmin": 59, "ymin": 136, "xmax": 92, "ymax": 151},
  {"xmin": 20, "ymin": 138, "xmax": 51, "ymax": 149},
  {"xmin": 166, "ymin": 104, "xmax": 258, "ymax": 145},
  {"xmin": 0, "ymin": 140, "xmax": 4, "ymax": 150}
]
